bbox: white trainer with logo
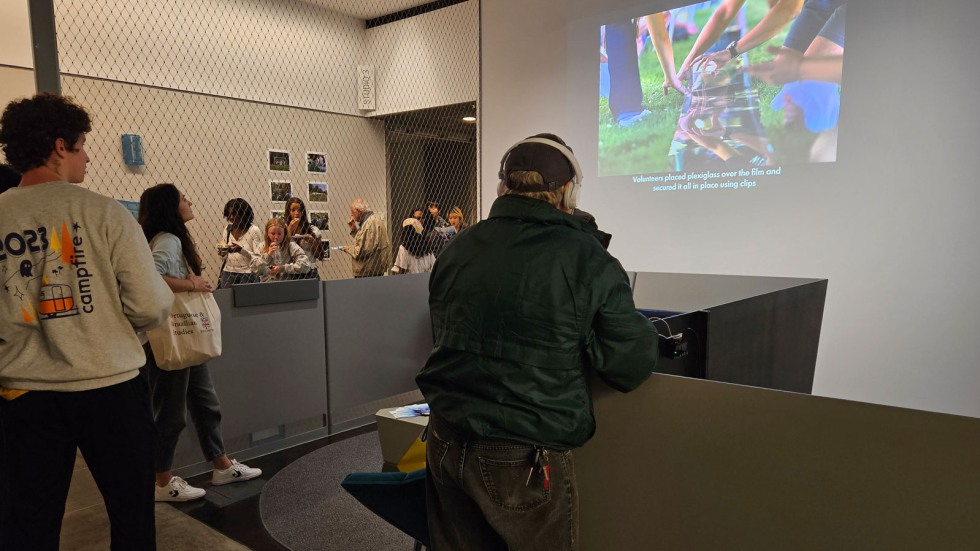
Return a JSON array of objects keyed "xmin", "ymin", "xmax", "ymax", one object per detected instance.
[
  {"xmin": 211, "ymin": 459, "xmax": 262, "ymax": 486},
  {"xmin": 155, "ymin": 476, "xmax": 206, "ymax": 502}
]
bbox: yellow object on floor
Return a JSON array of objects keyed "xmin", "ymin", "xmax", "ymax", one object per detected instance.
[{"xmin": 396, "ymin": 437, "xmax": 426, "ymax": 473}]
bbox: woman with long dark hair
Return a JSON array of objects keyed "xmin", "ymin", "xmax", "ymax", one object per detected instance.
[
  {"xmin": 391, "ymin": 217, "xmax": 436, "ymax": 274},
  {"xmin": 138, "ymin": 183, "xmax": 261, "ymax": 502},
  {"xmin": 218, "ymin": 198, "xmax": 262, "ymax": 287},
  {"xmin": 283, "ymin": 197, "xmax": 322, "ymax": 278}
]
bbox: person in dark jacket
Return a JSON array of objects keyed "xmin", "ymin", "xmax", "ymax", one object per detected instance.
[{"xmin": 416, "ymin": 133, "xmax": 661, "ymax": 550}]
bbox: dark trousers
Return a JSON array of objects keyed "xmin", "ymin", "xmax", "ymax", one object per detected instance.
[
  {"xmin": 424, "ymin": 415, "xmax": 579, "ymax": 550},
  {"xmin": 143, "ymin": 344, "xmax": 225, "ymax": 472},
  {"xmin": 606, "ymin": 21, "xmax": 643, "ymax": 120},
  {"xmin": 0, "ymin": 375, "xmax": 156, "ymax": 551}
]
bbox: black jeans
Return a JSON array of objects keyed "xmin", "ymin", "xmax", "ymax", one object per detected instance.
[
  {"xmin": 424, "ymin": 415, "xmax": 578, "ymax": 550},
  {"xmin": 142, "ymin": 344, "xmax": 225, "ymax": 472},
  {"xmin": 0, "ymin": 375, "xmax": 156, "ymax": 550}
]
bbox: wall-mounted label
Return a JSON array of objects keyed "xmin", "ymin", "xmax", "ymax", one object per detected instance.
[
  {"xmin": 121, "ymin": 134, "xmax": 144, "ymax": 166},
  {"xmin": 357, "ymin": 65, "xmax": 375, "ymax": 111}
]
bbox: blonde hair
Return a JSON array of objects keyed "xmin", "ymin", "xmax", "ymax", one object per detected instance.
[
  {"xmin": 504, "ymin": 170, "xmax": 563, "ymax": 207},
  {"xmin": 262, "ymin": 218, "xmax": 288, "ymax": 253}
]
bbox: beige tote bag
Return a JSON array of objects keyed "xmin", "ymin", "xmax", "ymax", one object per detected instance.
[{"xmin": 147, "ymin": 289, "xmax": 222, "ymax": 370}]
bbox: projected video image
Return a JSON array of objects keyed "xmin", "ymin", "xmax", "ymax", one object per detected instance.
[{"xmin": 599, "ymin": 0, "xmax": 846, "ymax": 181}]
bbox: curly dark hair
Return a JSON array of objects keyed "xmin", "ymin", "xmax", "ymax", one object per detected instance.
[
  {"xmin": 0, "ymin": 93, "xmax": 92, "ymax": 173},
  {"xmin": 138, "ymin": 183, "xmax": 203, "ymax": 276},
  {"xmin": 223, "ymin": 197, "xmax": 255, "ymax": 230}
]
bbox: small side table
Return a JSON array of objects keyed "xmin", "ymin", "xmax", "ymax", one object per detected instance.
[{"xmin": 375, "ymin": 408, "xmax": 429, "ymax": 469}]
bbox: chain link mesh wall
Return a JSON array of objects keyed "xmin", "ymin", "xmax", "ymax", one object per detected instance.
[{"xmin": 48, "ymin": 0, "xmax": 479, "ymax": 281}]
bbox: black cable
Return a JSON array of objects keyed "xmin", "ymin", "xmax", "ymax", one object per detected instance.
[{"xmin": 682, "ymin": 327, "xmax": 704, "ymax": 378}]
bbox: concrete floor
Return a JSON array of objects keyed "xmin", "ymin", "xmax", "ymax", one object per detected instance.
[{"xmin": 61, "ymin": 450, "xmax": 250, "ymax": 550}]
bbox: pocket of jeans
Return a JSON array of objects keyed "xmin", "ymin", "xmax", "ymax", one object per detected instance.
[
  {"xmin": 478, "ymin": 455, "xmax": 550, "ymax": 512},
  {"xmin": 426, "ymin": 430, "xmax": 450, "ymax": 485}
]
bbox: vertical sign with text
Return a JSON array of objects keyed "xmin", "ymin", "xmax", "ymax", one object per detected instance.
[{"xmin": 357, "ymin": 65, "xmax": 375, "ymax": 112}]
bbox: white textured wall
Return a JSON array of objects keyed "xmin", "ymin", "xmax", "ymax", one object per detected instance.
[
  {"xmin": 0, "ymin": 0, "xmax": 32, "ymax": 69},
  {"xmin": 61, "ymin": 75, "xmax": 386, "ymax": 280},
  {"xmin": 38, "ymin": 0, "xmax": 479, "ymax": 281},
  {"xmin": 367, "ymin": 1, "xmax": 479, "ymax": 116},
  {"xmin": 55, "ymin": 0, "xmax": 367, "ymax": 114},
  {"xmin": 0, "ymin": 66, "xmax": 35, "ymax": 123},
  {"xmin": 482, "ymin": 0, "xmax": 980, "ymax": 418},
  {"xmin": 52, "ymin": 0, "xmax": 478, "ymax": 116}
]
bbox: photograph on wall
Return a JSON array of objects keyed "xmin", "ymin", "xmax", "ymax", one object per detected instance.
[
  {"xmin": 319, "ymin": 239, "xmax": 330, "ymax": 260},
  {"xmin": 268, "ymin": 149, "xmax": 291, "ymax": 172},
  {"xmin": 598, "ymin": 0, "xmax": 846, "ymax": 178},
  {"xmin": 308, "ymin": 182, "xmax": 329, "ymax": 202},
  {"xmin": 306, "ymin": 152, "xmax": 327, "ymax": 173},
  {"xmin": 270, "ymin": 180, "xmax": 292, "ymax": 202},
  {"xmin": 309, "ymin": 210, "xmax": 329, "ymax": 231},
  {"xmin": 271, "ymin": 210, "xmax": 285, "ymax": 221}
]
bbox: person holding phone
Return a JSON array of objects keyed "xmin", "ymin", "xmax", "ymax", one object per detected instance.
[{"xmin": 218, "ymin": 198, "xmax": 262, "ymax": 287}]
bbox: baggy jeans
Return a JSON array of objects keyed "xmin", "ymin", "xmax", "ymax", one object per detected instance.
[
  {"xmin": 424, "ymin": 415, "xmax": 578, "ymax": 550},
  {"xmin": 142, "ymin": 344, "xmax": 225, "ymax": 472}
]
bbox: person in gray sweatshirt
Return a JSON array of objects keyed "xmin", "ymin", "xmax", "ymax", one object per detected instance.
[{"xmin": 0, "ymin": 93, "xmax": 173, "ymax": 550}]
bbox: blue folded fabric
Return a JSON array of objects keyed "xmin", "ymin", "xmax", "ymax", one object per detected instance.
[{"xmin": 771, "ymin": 80, "xmax": 841, "ymax": 132}]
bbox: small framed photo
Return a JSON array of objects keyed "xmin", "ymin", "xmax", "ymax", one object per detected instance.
[
  {"xmin": 270, "ymin": 210, "xmax": 285, "ymax": 221},
  {"xmin": 319, "ymin": 239, "xmax": 330, "ymax": 260},
  {"xmin": 269, "ymin": 149, "xmax": 291, "ymax": 172},
  {"xmin": 310, "ymin": 210, "xmax": 329, "ymax": 231},
  {"xmin": 270, "ymin": 180, "xmax": 292, "ymax": 202},
  {"xmin": 308, "ymin": 182, "xmax": 329, "ymax": 202},
  {"xmin": 306, "ymin": 152, "xmax": 327, "ymax": 173}
]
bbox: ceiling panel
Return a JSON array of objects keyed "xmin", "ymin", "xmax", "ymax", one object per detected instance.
[{"xmin": 300, "ymin": 0, "xmax": 435, "ymax": 21}]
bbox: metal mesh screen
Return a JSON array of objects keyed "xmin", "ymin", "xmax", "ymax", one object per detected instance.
[{"xmin": 47, "ymin": 0, "xmax": 479, "ymax": 281}]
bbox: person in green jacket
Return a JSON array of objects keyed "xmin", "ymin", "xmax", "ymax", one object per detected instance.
[{"xmin": 416, "ymin": 133, "xmax": 661, "ymax": 550}]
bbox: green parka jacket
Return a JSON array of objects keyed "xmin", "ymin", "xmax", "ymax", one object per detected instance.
[{"xmin": 416, "ymin": 195, "xmax": 659, "ymax": 450}]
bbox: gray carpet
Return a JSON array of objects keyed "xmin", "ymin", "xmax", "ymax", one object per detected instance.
[{"xmin": 259, "ymin": 432, "xmax": 415, "ymax": 551}]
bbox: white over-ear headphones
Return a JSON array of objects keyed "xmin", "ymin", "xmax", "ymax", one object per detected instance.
[{"xmin": 497, "ymin": 136, "xmax": 584, "ymax": 210}]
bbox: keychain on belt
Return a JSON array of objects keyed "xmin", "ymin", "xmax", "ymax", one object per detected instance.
[{"xmin": 525, "ymin": 448, "xmax": 551, "ymax": 490}]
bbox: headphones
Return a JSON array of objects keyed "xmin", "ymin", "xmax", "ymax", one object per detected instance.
[{"xmin": 497, "ymin": 136, "xmax": 584, "ymax": 210}]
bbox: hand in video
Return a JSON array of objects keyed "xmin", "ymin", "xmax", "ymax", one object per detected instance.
[
  {"xmin": 744, "ymin": 47, "xmax": 802, "ymax": 85},
  {"xmin": 662, "ymin": 73, "xmax": 690, "ymax": 96},
  {"xmin": 692, "ymin": 50, "xmax": 731, "ymax": 73}
]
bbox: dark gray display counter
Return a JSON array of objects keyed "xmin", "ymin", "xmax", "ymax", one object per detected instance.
[
  {"xmin": 632, "ymin": 272, "xmax": 827, "ymax": 393},
  {"xmin": 172, "ymin": 271, "xmax": 825, "ymax": 473}
]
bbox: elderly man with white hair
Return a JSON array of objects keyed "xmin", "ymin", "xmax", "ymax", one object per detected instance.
[{"xmin": 340, "ymin": 197, "xmax": 391, "ymax": 277}]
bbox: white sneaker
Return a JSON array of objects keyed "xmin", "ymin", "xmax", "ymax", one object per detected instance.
[
  {"xmin": 155, "ymin": 476, "xmax": 206, "ymax": 502},
  {"xmin": 211, "ymin": 459, "xmax": 262, "ymax": 486},
  {"xmin": 617, "ymin": 109, "xmax": 653, "ymax": 128}
]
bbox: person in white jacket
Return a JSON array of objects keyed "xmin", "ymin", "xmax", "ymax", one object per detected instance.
[{"xmin": 218, "ymin": 197, "xmax": 263, "ymax": 287}]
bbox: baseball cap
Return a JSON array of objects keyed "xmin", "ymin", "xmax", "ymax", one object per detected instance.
[
  {"xmin": 503, "ymin": 138, "xmax": 576, "ymax": 188},
  {"xmin": 401, "ymin": 218, "xmax": 423, "ymax": 234}
]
